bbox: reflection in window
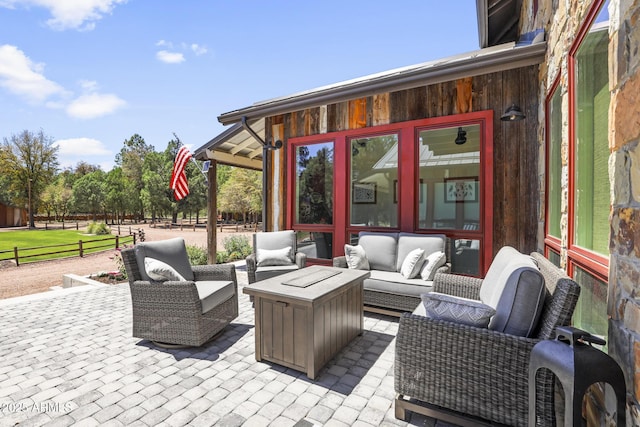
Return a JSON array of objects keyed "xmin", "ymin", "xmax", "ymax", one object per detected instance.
[
  {"xmin": 295, "ymin": 143, "xmax": 333, "ymax": 225},
  {"xmin": 418, "ymin": 125, "xmax": 480, "ymax": 230},
  {"xmin": 350, "ymin": 134, "xmax": 398, "ymax": 227},
  {"xmin": 573, "ymin": 266, "xmax": 608, "ymax": 350},
  {"xmin": 296, "ymin": 231, "xmax": 333, "ymax": 260}
]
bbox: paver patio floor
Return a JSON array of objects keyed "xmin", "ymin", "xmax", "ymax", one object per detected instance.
[{"xmin": 0, "ymin": 268, "xmax": 438, "ymax": 427}]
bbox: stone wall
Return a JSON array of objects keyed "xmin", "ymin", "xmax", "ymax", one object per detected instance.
[{"xmin": 526, "ymin": 0, "xmax": 640, "ymax": 422}]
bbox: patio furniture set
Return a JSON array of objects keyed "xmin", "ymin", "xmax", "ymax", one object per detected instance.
[{"xmin": 122, "ymin": 231, "xmax": 581, "ymax": 427}]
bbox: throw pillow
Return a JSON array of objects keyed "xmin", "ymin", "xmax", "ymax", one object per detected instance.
[
  {"xmin": 144, "ymin": 257, "xmax": 187, "ymax": 282},
  {"xmin": 400, "ymin": 248, "xmax": 425, "ymax": 279},
  {"xmin": 344, "ymin": 244, "xmax": 370, "ymax": 270},
  {"xmin": 256, "ymin": 246, "xmax": 294, "ymax": 267},
  {"xmin": 420, "ymin": 251, "xmax": 446, "ymax": 281},
  {"xmin": 421, "ymin": 292, "xmax": 495, "ymax": 328}
]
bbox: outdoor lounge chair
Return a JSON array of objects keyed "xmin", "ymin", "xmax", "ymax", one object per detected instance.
[
  {"xmin": 395, "ymin": 250, "xmax": 581, "ymax": 427},
  {"xmin": 121, "ymin": 237, "xmax": 238, "ymax": 347},
  {"xmin": 246, "ymin": 230, "xmax": 307, "ymax": 283}
]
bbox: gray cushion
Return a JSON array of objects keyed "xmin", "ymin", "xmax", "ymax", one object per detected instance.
[
  {"xmin": 358, "ymin": 232, "xmax": 398, "ymax": 272},
  {"xmin": 488, "ymin": 263, "xmax": 546, "ymax": 337},
  {"xmin": 480, "ymin": 246, "xmax": 523, "ymax": 303},
  {"xmin": 144, "ymin": 257, "xmax": 186, "ymax": 282},
  {"xmin": 257, "ymin": 247, "xmax": 294, "ymax": 266},
  {"xmin": 421, "ymin": 292, "xmax": 496, "ymax": 327},
  {"xmin": 134, "ymin": 237, "xmax": 194, "ymax": 282},
  {"xmin": 194, "ymin": 281, "xmax": 235, "ymax": 314},
  {"xmin": 255, "ymin": 264, "xmax": 300, "ymax": 282},
  {"xmin": 365, "ymin": 270, "xmax": 433, "ymax": 297},
  {"xmin": 396, "ymin": 233, "xmax": 447, "ymax": 272},
  {"xmin": 254, "ymin": 231, "xmax": 296, "ymax": 263},
  {"xmin": 345, "ymin": 244, "xmax": 370, "ymax": 270}
]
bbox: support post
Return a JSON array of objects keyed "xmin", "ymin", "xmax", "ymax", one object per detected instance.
[{"xmin": 207, "ymin": 160, "xmax": 218, "ymax": 264}]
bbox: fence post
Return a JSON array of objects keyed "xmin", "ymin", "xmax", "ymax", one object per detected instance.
[
  {"xmin": 133, "ymin": 233, "xmax": 136, "ymax": 245},
  {"xmin": 13, "ymin": 247, "xmax": 19, "ymax": 267},
  {"xmin": 115, "ymin": 235, "xmax": 119, "ymax": 249},
  {"xmin": 79, "ymin": 240, "xmax": 83, "ymax": 258},
  {"xmin": 76, "ymin": 222, "xmax": 79, "ymax": 230}
]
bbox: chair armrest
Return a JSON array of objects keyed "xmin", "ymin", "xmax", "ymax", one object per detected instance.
[
  {"xmin": 432, "ymin": 272, "xmax": 482, "ymax": 300},
  {"xmin": 333, "ymin": 256, "xmax": 347, "ymax": 268},
  {"xmin": 130, "ymin": 280, "xmax": 201, "ymax": 306},
  {"xmin": 246, "ymin": 253, "xmax": 257, "ymax": 283},
  {"xmin": 192, "ymin": 264, "xmax": 237, "ymax": 284},
  {"xmin": 395, "ymin": 313, "xmax": 541, "ymax": 427},
  {"xmin": 295, "ymin": 252, "xmax": 307, "ymax": 268}
]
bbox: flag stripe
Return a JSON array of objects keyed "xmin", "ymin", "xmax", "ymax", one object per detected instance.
[{"xmin": 170, "ymin": 146, "xmax": 192, "ymax": 200}]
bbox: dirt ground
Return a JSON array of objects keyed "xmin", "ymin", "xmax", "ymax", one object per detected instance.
[{"xmin": 0, "ymin": 224, "xmax": 253, "ymax": 300}]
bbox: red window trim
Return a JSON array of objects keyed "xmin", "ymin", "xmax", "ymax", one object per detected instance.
[{"xmin": 567, "ymin": 0, "xmax": 610, "ymax": 274}]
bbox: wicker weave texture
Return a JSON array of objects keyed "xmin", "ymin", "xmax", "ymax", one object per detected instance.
[
  {"xmin": 394, "ymin": 252, "xmax": 581, "ymax": 427},
  {"xmin": 122, "ymin": 247, "xmax": 238, "ymax": 347}
]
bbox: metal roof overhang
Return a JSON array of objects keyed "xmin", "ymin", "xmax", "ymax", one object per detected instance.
[
  {"xmin": 194, "ymin": 119, "xmax": 265, "ymax": 170},
  {"xmin": 217, "ymin": 40, "xmax": 546, "ymax": 126}
]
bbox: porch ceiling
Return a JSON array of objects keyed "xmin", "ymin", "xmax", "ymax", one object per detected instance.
[{"xmin": 193, "ymin": 119, "xmax": 265, "ymax": 170}]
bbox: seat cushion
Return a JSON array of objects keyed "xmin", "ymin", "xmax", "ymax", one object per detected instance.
[
  {"xmin": 134, "ymin": 237, "xmax": 194, "ymax": 282},
  {"xmin": 396, "ymin": 233, "xmax": 447, "ymax": 272},
  {"xmin": 421, "ymin": 292, "xmax": 496, "ymax": 328},
  {"xmin": 365, "ymin": 270, "xmax": 433, "ymax": 298},
  {"xmin": 358, "ymin": 232, "xmax": 399, "ymax": 272},
  {"xmin": 194, "ymin": 281, "xmax": 235, "ymax": 314},
  {"xmin": 255, "ymin": 264, "xmax": 300, "ymax": 282}
]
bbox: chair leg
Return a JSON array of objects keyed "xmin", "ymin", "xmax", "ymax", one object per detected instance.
[{"xmin": 395, "ymin": 394, "xmax": 408, "ymax": 421}]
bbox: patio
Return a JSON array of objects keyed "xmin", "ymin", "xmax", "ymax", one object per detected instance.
[{"xmin": 0, "ymin": 265, "xmax": 445, "ymax": 427}]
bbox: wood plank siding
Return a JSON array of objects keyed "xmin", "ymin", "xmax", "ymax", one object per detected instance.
[{"xmin": 265, "ymin": 65, "xmax": 540, "ymax": 257}]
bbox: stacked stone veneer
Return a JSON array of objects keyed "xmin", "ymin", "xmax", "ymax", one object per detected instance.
[{"xmin": 523, "ymin": 0, "xmax": 640, "ymax": 422}]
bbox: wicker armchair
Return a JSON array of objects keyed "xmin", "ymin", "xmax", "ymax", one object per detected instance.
[
  {"xmin": 246, "ymin": 230, "xmax": 306, "ymax": 284},
  {"xmin": 121, "ymin": 237, "xmax": 238, "ymax": 347},
  {"xmin": 395, "ymin": 252, "xmax": 581, "ymax": 427}
]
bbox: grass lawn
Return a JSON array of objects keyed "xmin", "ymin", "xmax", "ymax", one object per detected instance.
[{"xmin": 0, "ymin": 229, "xmax": 134, "ymax": 264}]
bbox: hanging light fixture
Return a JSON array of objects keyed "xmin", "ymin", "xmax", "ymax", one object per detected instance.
[
  {"xmin": 455, "ymin": 127, "xmax": 467, "ymax": 145},
  {"xmin": 500, "ymin": 104, "xmax": 526, "ymax": 121}
]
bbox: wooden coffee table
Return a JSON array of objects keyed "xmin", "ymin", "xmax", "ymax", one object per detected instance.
[{"xmin": 243, "ymin": 265, "xmax": 369, "ymax": 379}]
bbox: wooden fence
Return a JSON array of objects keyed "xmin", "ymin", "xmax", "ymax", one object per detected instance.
[{"xmin": 0, "ymin": 234, "xmax": 136, "ymax": 267}]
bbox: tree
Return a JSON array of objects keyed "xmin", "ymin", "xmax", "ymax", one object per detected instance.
[
  {"xmin": 0, "ymin": 129, "xmax": 59, "ymax": 227},
  {"xmin": 218, "ymin": 167, "xmax": 262, "ymax": 224},
  {"xmin": 105, "ymin": 167, "xmax": 130, "ymax": 224},
  {"xmin": 72, "ymin": 170, "xmax": 106, "ymax": 221},
  {"xmin": 116, "ymin": 134, "xmax": 154, "ymax": 221},
  {"xmin": 140, "ymin": 151, "xmax": 172, "ymax": 222},
  {"xmin": 41, "ymin": 177, "xmax": 73, "ymax": 222}
]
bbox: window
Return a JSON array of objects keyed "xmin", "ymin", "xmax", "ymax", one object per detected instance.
[
  {"xmin": 350, "ymin": 134, "xmax": 398, "ymax": 228},
  {"xmin": 546, "ymin": 82, "xmax": 563, "ymax": 241},
  {"xmin": 568, "ymin": 0, "xmax": 610, "ymax": 337}
]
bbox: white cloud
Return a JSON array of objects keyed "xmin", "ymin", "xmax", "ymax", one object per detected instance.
[
  {"xmin": 190, "ymin": 43, "xmax": 208, "ymax": 56},
  {"xmin": 0, "ymin": 0, "xmax": 128, "ymax": 31},
  {"xmin": 156, "ymin": 50, "xmax": 185, "ymax": 64},
  {"xmin": 54, "ymin": 137, "xmax": 114, "ymax": 170},
  {"xmin": 0, "ymin": 44, "xmax": 67, "ymax": 104},
  {"xmin": 66, "ymin": 93, "xmax": 126, "ymax": 119}
]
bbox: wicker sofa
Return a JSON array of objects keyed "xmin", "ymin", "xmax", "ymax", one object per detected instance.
[
  {"xmin": 394, "ymin": 250, "xmax": 581, "ymax": 427},
  {"xmin": 333, "ymin": 232, "xmax": 450, "ymax": 314}
]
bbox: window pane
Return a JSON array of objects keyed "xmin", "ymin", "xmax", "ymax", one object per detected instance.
[
  {"xmin": 574, "ymin": 26, "xmax": 610, "ymax": 255},
  {"xmin": 296, "ymin": 231, "xmax": 333, "ymax": 260},
  {"xmin": 547, "ymin": 250, "xmax": 561, "ymax": 268},
  {"xmin": 548, "ymin": 87, "xmax": 562, "ymax": 238},
  {"xmin": 418, "ymin": 125, "xmax": 480, "ymax": 230},
  {"xmin": 350, "ymin": 134, "xmax": 398, "ymax": 227},
  {"xmin": 451, "ymin": 239, "xmax": 480, "ymax": 276},
  {"xmin": 295, "ymin": 143, "xmax": 333, "ymax": 224},
  {"xmin": 573, "ymin": 265, "xmax": 608, "ymax": 349}
]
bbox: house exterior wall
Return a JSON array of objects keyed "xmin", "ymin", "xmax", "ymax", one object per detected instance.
[
  {"xmin": 526, "ymin": 0, "xmax": 640, "ymax": 420},
  {"xmin": 264, "ymin": 66, "xmax": 540, "ymax": 258}
]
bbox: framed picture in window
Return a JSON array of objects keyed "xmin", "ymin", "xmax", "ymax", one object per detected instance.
[
  {"xmin": 353, "ymin": 182, "xmax": 377, "ymax": 204},
  {"xmin": 444, "ymin": 177, "xmax": 478, "ymax": 203}
]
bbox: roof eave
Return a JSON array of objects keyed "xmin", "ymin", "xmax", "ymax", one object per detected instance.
[{"xmin": 217, "ymin": 41, "xmax": 546, "ymax": 126}]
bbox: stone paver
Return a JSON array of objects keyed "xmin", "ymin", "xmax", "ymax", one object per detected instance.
[{"xmin": 0, "ymin": 266, "xmax": 437, "ymax": 427}]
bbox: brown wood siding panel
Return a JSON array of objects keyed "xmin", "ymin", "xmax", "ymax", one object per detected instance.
[
  {"xmin": 522, "ymin": 66, "xmax": 540, "ymax": 254},
  {"xmin": 348, "ymin": 98, "xmax": 367, "ymax": 129},
  {"xmin": 372, "ymin": 93, "xmax": 390, "ymax": 126},
  {"xmin": 389, "ymin": 90, "xmax": 407, "ymax": 123},
  {"xmin": 425, "ymin": 84, "xmax": 443, "ymax": 117},
  {"xmin": 456, "ymin": 77, "xmax": 473, "ymax": 114},
  {"xmin": 502, "ymin": 68, "xmax": 522, "ymax": 251}
]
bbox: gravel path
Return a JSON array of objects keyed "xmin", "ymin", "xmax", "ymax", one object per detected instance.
[{"xmin": 0, "ymin": 224, "xmax": 253, "ymax": 300}]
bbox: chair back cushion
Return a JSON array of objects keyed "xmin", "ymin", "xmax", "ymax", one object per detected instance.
[
  {"xmin": 396, "ymin": 233, "xmax": 447, "ymax": 272},
  {"xmin": 134, "ymin": 237, "xmax": 194, "ymax": 282},
  {"xmin": 479, "ymin": 246, "xmax": 523, "ymax": 303},
  {"xmin": 253, "ymin": 231, "xmax": 296, "ymax": 263},
  {"xmin": 358, "ymin": 232, "xmax": 399, "ymax": 272}
]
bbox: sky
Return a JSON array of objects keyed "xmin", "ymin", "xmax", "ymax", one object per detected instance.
[{"xmin": 0, "ymin": 1, "xmax": 479, "ymax": 172}]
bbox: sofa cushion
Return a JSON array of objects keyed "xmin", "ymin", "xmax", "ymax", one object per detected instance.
[
  {"xmin": 144, "ymin": 257, "xmax": 186, "ymax": 282},
  {"xmin": 257, "ymin": 246, "xmax": 294, "ymax": 267},
  {"xmin": 344, "ymin": 244, "xmax": 370, "ymax": 270},
  {"xmin": 420, "ymin": 251, "xmax": 447, "ymax": 281},
  {"xmin": 365, "ymin": 270, "xmax": 433, "ymax": 297},
  {"xmin": 134, "ymin": 237, "xmax": 194, "ymax": 282},
  {"xmin": 358, "ymin": 232, "xmax": 399, "ymax": 272},
  {"xmin": 194, "ymin": 280, "xmax": 235, "ymax": 314},
  {"xmin": 421, "ymin": 292, "xmax": 496, "ymax": 328},
  {"xmin": 487, "ymin": 262, "xmax": 546, "ymax": 337},
  {"xmin": 400, "ymin": 248, "xmax": 425, "ymax": 279},
  {"xmin": 396, "ymin": 233, "xmax": 447, "ymax": 272}
]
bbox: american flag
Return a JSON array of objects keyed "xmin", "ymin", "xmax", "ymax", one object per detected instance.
[{"xmin": 170, "ymin": 146, "xmax": 192, "ymax": 200}]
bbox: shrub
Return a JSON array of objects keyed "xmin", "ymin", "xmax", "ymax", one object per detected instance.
[
  {"xmin": 186, "ymin": 245, "xmax": 208, "ymax": 266},
  {"xmin": 222, "ymin": 235, "xmax": 252, "ymax": 261},
  {"xmin": 87, "ymin": 222, "xmax": 111, "ymax": 235}
]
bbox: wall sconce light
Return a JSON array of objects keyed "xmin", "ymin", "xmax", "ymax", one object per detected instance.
[
  {"xmin": 501, "ymin": 104, "xmax": 526, "ymax": 121},
  {"xmin": 265, "ymin": 139, "xmax": 283, "ymax": 150},
  {"xmin": 455, "ymin": 127, "xmax": 467, "ymax": 145}
]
